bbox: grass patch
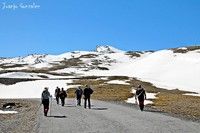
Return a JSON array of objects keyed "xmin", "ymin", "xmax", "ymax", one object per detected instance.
[
  {"xmin": 152, "ymin": 93, "xmax": 200, "ymax": 120},
  {"xmin": 171, "ymin": 45, "xmax": 200, "ymax": 53},
  {"xmin": 0, "ymin": 64, "xmax": 26, "ymax": 69},
  {"xmin": 67, "ymin": 77, "xmax": 133, "ymax": 101},
  {"xmin": 0, "ymin": 78, "xmax": 37, "ymax": 85},
  {"xmin": 125, "ymin": 51, "xmax": 141, "ymax": 58},
  {"xmin": 79, "ymin": 54, "xmax": 98, "ymax": 58},
  {"xmin": 91, "ymin": 59, "xmax": 103, "ymax": 66}
]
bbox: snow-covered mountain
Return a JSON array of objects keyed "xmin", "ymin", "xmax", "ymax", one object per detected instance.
[
  {"xmin": 96, "ymin": 45, "xmax": 124, "ymax": 53},
  {"xmin": 0, "ymin": 45, "xmax": 200, "ymax": 94}
]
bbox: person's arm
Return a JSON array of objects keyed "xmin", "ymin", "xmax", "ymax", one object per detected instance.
[
  {"xmin": 90, "ymin": 88, "xmax": 94, "ymax": 94},
  {"xmin": 54, "ymin": 90, "xmax": 56, "ymax": 97},
  {"xmin": 41, "ymin": 93, "xmax": 43, "ymax": 103},
  {"xmin": 48, "ymin": 91, "xmax": 52, "ymax": 98},
  {"xmin": 135, "ymin": 90, "xmax": 137, "ymax": 100},
  {"xmin": 144, "ymin": 90, "xmax": 146, "ymax": 100}
]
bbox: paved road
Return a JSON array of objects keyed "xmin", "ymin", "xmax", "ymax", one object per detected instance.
[{"xmin": 37, "ymin": 99, "xmax": 200, "ymax": 133}]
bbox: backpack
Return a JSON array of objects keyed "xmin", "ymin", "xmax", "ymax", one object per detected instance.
[{"xmin": 77, "ymin": 89, "xmax": 83, "ymax": 95}]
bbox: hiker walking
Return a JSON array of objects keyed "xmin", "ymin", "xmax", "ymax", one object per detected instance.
[
  {"xmin": 135, "ymin": 85, "xmax": 146, "ymax": 111},
  {"xmin": 83, "ymin": 85, "xmax": 93, "ymax": 109},
  {"xmin": 60, "ymin": 88, "xmax": 67, "ymax": 106},
  {"xmin": 75, "ymin": 86, "xmax": 83, "ymax": 106},
  {"xmin": 41, "ymin": 87, "xmax": 51, "ymax": 116},
  {"xmin": 55, "ymin": 87, "xmax": 60, "ymax": 104}
]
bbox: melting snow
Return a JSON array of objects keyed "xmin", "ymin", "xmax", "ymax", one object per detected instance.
[
  {"xmin": 126, "ymin": 90, "xmax": 157, "ymax": 105},
  {"xmin": 107, "ymin": 80, "xmax": 130, "ymax": 85},
  {"xmin": 0, "ymin": 72, "xmax": 73, "ymax": 79},
  {"xmin": 0, "ymin": 80, "xmax": 72, "ymax": 98},
  {"xmin": 0, "ymin": 110, "xmax": 18, "ymax": 114},
  {"xmin": 183, "ymin": 93, "xmax": 200, "ymax": 97}
]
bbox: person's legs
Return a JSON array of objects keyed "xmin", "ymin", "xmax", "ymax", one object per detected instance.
[
  {"xmin": 77, "ymin": 98, "xmax": 80, "ymax": 105},
  {"xmin": 84, "ymin": 98, "xmax": 87, "ymax": 108},
  {"xmin": 79, "ymin": 98, "xmax": 81, "ymax": 106},
  {"xmin": 76, "ymin": 96, "xmax": 79, "ymax": 105},
  {"xmin": 63, "ymin": 98, "xmax": 65, "ymax": 106},
  {"xmin": 44, "ymin": 105, "xmax": 49, "ymax": 116},
  {"xmin": 56, "ymin": 97, "xmax": 59, "ymax": 104},
  {"xmin": 88, "ymin": 97, "xmax": 91, "ymax": 109},
  {"xmin": 139, "ymin": 100, "xmax": 144, "ymax": 111},
  {"xmin": 43, "ymin": 100, "xmax": 49, "ymax": 116},
  {"xmin": 77, "ymin": 96, "xmax": 81, "ymax": 106},
  {"xmin": 61, "ymin": 98, "xmax": 65, "ymax": 106}
]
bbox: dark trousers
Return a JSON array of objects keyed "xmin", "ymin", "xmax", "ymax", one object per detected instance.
[
  {"xmin": 77, "ymin": 96, "xmax": 82, "ymax": 106},
  {"xmin": 56, "ymin": 96, "xmax": 59, "ymax": 104},
  {"xmin": 84, "ymin": 97, "xmax": 91, "ymax": 109},
  {"xmin": 42, "ymin": 99, "xmax": 49, "ymax": 116},
  {"xmin": 139, "ymin": 100, "xmax": 144, "ymax": 111},
  {"xmin": 60, "ymin": 98, "xmax": 65, "ymax": 106}
]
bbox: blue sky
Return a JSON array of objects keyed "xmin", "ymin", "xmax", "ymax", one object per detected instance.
[{"xmin": 0, "ymin": 0, "xmax": 200, "ymax": 57}]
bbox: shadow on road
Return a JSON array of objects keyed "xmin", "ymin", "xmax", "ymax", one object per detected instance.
[
  {"xmin": 92, "ymin": 107, "xmax": 108, "ymax": 110},
  {"xmin": 59, "ymin": 103, "xmax": 77, "ymax": 107},
  {"xmin": 47, "ymin": 115, "xmax": 67, "ymax": 118},
  {"xmin": 64, "ymin": 105, "xmax": 77, "ymax": 107},
  {"xmin": 144, "ymin": 109, "xmax": 163, "ymax": 113}
]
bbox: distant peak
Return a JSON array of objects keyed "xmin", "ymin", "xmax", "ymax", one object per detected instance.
[{"xmin": 96, "ymin": 45, "xmax": 123, "ymax": 53}]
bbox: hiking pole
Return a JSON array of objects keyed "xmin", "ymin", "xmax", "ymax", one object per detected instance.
[{"xmin": 50, "ymin": 96, "xmax": 52, "ymax": 116}]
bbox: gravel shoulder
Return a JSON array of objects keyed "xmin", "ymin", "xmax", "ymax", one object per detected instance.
[{"xmin": 0, "ymin": 99, "xmax": 40, "ymax": 133}]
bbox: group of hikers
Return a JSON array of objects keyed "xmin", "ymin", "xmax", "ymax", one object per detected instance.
[
  {"xmin": 41, "ymin": 84, "xmax": 146, "ymax": 116},
  {"xmin": 41, "ymin": 84, "xmax": 94, "ymax": 116}
]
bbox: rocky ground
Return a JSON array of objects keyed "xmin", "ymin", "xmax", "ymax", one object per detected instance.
[{"xmin": 0, "ymin": 99, "xmax": 40, "ymax": 133}]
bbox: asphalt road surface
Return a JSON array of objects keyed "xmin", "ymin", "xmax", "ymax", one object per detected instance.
[{"xmin": 37, "ymin": 99, "xmax": 200, "ymax": 133}]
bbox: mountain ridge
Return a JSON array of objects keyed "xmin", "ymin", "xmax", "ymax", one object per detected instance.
[{"xmin": 0, "ymin": 45, "xmax": 200, "ymax": 94}]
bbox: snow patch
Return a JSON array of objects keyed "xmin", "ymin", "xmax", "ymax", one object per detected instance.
[
  {"xmin": 0, "ymin": 72, "xmax": 72, "ymax": 79},
  {"xmin": 0, "ymin": 80, "xmax": 72, "ymax": 98},
  {"xmin": 96, "ymin": 45, "xmax": 124, "ymax": 53},
  {"xmin": 183, "ymin": 93, "xmax": 200, "ymax": 97},
  {"xmin": 107, "ymin": 80, "xmax": 130, "ymax": 85},
  {"xmin": 126, "ymin": 90, "xmax": 157, "ymax": 105},
  {"xmin": 0, "ymin": 110, "xmax": 18, "ymax": 114}
]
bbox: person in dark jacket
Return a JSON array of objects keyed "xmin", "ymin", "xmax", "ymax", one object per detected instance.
[
  {"xmin": 60, "ymin": 88, "xmax": 67, "ymax": 106},
  {"xmin": 55, "ymin": 87, "xmax": 60, "ymax": 104},
  {"xmin": 75, "ymin": 86, "xmax": 83, "ymax": 106},
  {"xmin": 41, "ymin": 87, "xmax": 51, "ymax": 116},
  {"xmin": 135, "ymin": 85, "xmax": 146, "ymax": 111},
  {"xmin": 83, "ymin": 85, "xmax": 93, "ymax": 109}
]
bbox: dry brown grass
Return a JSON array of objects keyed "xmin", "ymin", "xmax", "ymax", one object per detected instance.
[
  {"xmin": 67, "ymin": 78, "xmax": 133, "ymax": 101},
  {"xmin": 152, "ymin": 93, "xmax": 200, "ymax": 120}
]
